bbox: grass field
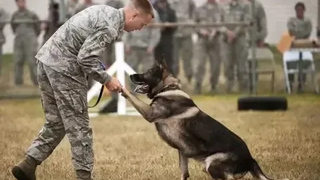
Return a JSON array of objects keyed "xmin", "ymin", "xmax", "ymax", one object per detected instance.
[
  {"xmin": 1, "ymin": 50, "xmax": 320, "ymax": 180},
  {"xmin": 1, "ymin": 95, "xmax": 320, "ymax": 180}
]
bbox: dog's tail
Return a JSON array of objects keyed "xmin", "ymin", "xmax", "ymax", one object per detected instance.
[{"xmin": 250, "ymin": 158, "xmax": 274, "ymax": 180}]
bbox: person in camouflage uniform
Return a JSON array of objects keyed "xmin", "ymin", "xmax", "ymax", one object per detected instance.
[
  {"xmin": 168, "ymin": 0, "xmax": 196, "ymax": 80},
  {"xmin": 123, "ymin": 7, "xmax": 161, "ymax": 90},
  {"xmin": 221, "ymin": 0, "xmax": 251, "ymax": 93},
  {"xmin": 193, "ymin": 0, "xmax": 224, "ymax": 94},
  {"xmin": 247, "ymin": 0, "xmax": 268, "ymax": 91},
  {"xmin": 286, "ymin": 2, "xmax": 313, "ymax": 91},
  {"xmin": 11, "ymin": 1, "xmax": 155, "ymax": 180},
  {"xmin": 0, "ymin": 8, "xmax": 9, "ymax": 76},
  {"xmin": 11, "ymin": 0, "xmax": 41, "ymax": 86}
]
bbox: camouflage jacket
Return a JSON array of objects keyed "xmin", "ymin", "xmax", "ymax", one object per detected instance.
[
  {"xmin": 123, "ymin": 8, "xmax": 160, "ymax": 49},
  {"xmin": 35, "ymin": 5, "xmax": 125, "ymax": 85},
  {"xmin": 11, "ymin": 9, "xmax": 41, "ymax": 37},
  {"xmin": 287, "ymin": 16, "xmax": 312, "ymax": 39},
  {"xmin": 194, "ymin": 2, "xmax": 225, "ymax": 40},
  {"xmin": 222, "ymin": 0, "xmax": 251, "ymax": 37},
  {"xmin": 168, "ymin": 0, "xmax": 196, "ymax": 37}
]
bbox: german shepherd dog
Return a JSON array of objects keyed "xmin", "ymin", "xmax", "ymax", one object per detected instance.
[{"xmin": 120, "ymin": 59, "xmax": 286, "ymax": 180}]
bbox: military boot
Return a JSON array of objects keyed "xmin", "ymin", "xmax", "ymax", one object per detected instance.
[
  {"xmin": 76, "ymin": 170, "xmax": 93, "ymax": 180},
  {"xmin": 12, "ymin": 155, "xmax": 40, "ymax": 180}
]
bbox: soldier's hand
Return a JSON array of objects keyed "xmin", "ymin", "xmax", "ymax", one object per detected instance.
[
  {"xmin": 105, "ymin": 77, "xmax": 122, "ymax": 93},
  {"xmin": 125, "ymin": 45, "xmax": 131, "ymax": 54},
  {"xmin": 200, "ymin": 29, "xmax": 209, "ymax": 36},
  {"xmin": 147, "ymin": 47, "xmax": 154, "ymax": 54}
]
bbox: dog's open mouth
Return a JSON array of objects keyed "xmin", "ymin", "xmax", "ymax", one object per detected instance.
[{"xmin": 134, "ymin": 83, "xmax": 149, "ymax": 94}]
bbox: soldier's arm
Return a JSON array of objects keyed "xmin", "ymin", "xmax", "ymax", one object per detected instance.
[
  {"xmin": 0, "ymin": 8, "xmax": 9, "ymax": 31},
  {"xmin": 233, "ymin": 3, "xmax": 251, "ymax": 37},
  {"xmin": 10, "ymin": 13, "xmax": 18, "ymax": 34},
  {"xmin": 256, "ymin": 5, "xmax": 268, "ymax": 42},
  {"xmin": 287, "ymin": 17, "xmax": 298, "ymax": 37},
  {"xmin": 303, "ymin": 19, "xmax": 312, "ymax": 39},
  {"xmin": 77, "ymin": 27, "xmax": 118, "ymax": 84},
  {"xmin": 33, "ymin": 12, "xmax": 41, "ymax": 37},
  {"xmin": 148, "ymin": 10, "xmax": 161, "ymax": 50}
]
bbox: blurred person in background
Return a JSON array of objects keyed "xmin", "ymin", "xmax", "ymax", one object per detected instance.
[
  {"xmin": 286, "ymin": 2, "xmax": 313, "ymax": 92},
  {"xmin": 168, "ymin": 0, "xmax": 196, "ymax": 81},
  {"xmin": 221, "ymin": 0, "xmax": 251, "ymax": 93},
  {"xmin": 42, "ymin": 2, "xmax": 61, "ymax": 45},
  {"xmin": 193, "ymin": 0, "xmax": 224, "ymax": 94},
  {"xmin": 247, "ymin": 0, "xmax": 268, "ymax": 92},
  {"xmin": 11, "ymin": 0, "xmax": 41, "ymax": 86},
  {"xmin": 0, "ymin": 8, "xmax": 9, "ymax": 76},
  {"xmin": 153, "ymin": 0, "xmax": 177, "ymax": 74}
]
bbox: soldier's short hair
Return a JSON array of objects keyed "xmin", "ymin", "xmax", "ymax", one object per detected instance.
[
  {"xmin": 295, "ymin": 2, "xmax": 305, "ymax": 10},
  {"xmin": 130, "ymin": 0, "xmax": 154, "ymax": 18}
]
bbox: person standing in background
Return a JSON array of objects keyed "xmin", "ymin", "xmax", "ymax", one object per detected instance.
[
  {"xmin": 193, "ymin": 0, "xmax": 224, "ymax": 94},
  {"xmin": 168, "ymin": 0, "xmax": 196, "ymax": 81},
  {"xmin": 286, "ymin": 2, "xmax": 313, "ymax": 92},
  {"xmin": 0, "ymin": 7, "xmax": 9, "ymax": 76},
  {"xmin": 154, "ymin": 0, "xmax": 177, "ymax": 74},
  {"xmin": 11, "ymin": 0, "xmax": 41, "ymax": 86},
  {"xmin": 221, "ymin": 0, "xmax": 251, "ymax": 93}
]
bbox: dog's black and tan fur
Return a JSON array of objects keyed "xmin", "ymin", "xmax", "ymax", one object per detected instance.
[{"xmin": 121, "ymin": 59, "xmax": 285, "ymax": 180}]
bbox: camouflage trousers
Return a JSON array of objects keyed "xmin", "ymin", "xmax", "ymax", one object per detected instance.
[
  {"xmin": 126, "ymin": 47, "xmax": 155, "ymax": 90},
  {"xmin": 14, "ymin": 36, "xmax": 38, "ymax": 86},
  {"xmin": 173, "ymin": 36, "xmax": 194, "ymax": 80},
  {"xmin": 222, "ymin": 36, "xmax": 249, "ymax": 92},
  {"xmin": 194, "ymin": 37, "xmax": 222, "ymax": 90},
  {"xmin": 26, "ymin": 61, "xmax": 94, "ymax": 173}
]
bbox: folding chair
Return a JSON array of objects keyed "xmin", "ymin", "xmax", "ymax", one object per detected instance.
[
  {"xmin": 282, "ymin": 50, "xmax": 319, "ymax": 94},
  {"xmin": 247, "ymin": 47, "xmax": 276, "ymax": 93}
]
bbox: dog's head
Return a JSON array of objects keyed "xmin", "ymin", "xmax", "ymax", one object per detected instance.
[{"xmin": 129, "ymin": 57, "xmax": 180, "ymax": 99}]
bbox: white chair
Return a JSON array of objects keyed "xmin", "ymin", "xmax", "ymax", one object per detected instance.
[{"xmin": 282, "ymin": 50, "xmax": 319, "ymax": 94}]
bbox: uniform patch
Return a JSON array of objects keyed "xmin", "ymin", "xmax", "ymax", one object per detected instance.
[{"xmin": 98, "ymin": 35, "xmax": 108, "ymax": 48}]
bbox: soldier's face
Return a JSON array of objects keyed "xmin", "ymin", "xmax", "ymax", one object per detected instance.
[
  {"xmin": 16, "ymin": 0, "xmax": 26, "ymax": 9},
  {"xmin": 295, "ymin": 6, "xmax": 304, "ymax": 18},
  {"xmin": 124, "ymin": 13, "xmax": 153, "ymax": 32}
]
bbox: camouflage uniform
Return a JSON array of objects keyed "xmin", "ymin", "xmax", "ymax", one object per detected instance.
[
  {"xmin": 23, "ymin": 5, "xmax": 125, "ymax": 179},
  {"xmin": 193, "ymin": 1, "xmax": 224, "ymax": 94},
  {"xmin": 247, "ymin": 0, "xmax": 268, "ymax": 91},
  {"xmin": 221, "ymin": 0, "xmax": 251, "ymax": 92},
  {"xmin": 123, "ymin": 8, "xmax": 160, "ymax": 90},
  {"xmin": 0, "ymin": 8, "xmax": 9, "ymax": 76},
  {"xmin": 11, "ymin": 9, "xmax": 41, "ymax": 86},
  {"xmin": 286, "ymin": 16, "xmax": 313, "ymax": 87},
  {"xmin": 168, "ymin": 0, "xmax": 196, "ymax": 80}
]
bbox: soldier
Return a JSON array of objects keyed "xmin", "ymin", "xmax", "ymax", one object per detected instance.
[
  {"xmin": 286, "ymin": 2, "xmax": 313, "ymax": 91},
  {"xmin": 42, "ymin": 2, "xmax": 61, "ymax": 45},
  {"xmin": 153, "ymin": 0, "xmax": 177, "ymax": 74},
  {"xmin": 247, "ymin": 0, "xmax": 268, "ymax": 91},
  {"xmin": 221, "ymin": 0, "xmax": 251, "ymax": 93},
  {"xmin": 66, "ymin": 0, "xmax": 79, "ymax": 19},
  {"xmin": 123, "ymin": 5, "xmax": 161, "ymax": 90},
  {"xmin": 168, "ymin": 0, "xmax": 196, "ymax": 81},
  {"xmin": 0, "ymin": 8, "xmax": 9, "ymax": 76},
  {"xmin": 11, "ymin": 1, "xmax": 155, "ymax": 180},
  {"xmin": 75, "ymin": 0, "xmax": 97, "ymax": 15},
  {"xmin": 11, "ymin": 0, "xmax": 41, "ymax": 86},
  {"xmin": 193, "ymin": 0, "xmax": 224, "ymax": 94}
]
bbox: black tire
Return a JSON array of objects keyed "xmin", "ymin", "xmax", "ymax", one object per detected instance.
[{"xmin": 237, "ymin": 96, "xmax": 288, "ymax": 111}]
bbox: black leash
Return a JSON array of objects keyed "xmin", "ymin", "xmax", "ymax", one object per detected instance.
[{"xmin": 88, "ymin": 62, "xmax": 106, "ymax": 108}]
